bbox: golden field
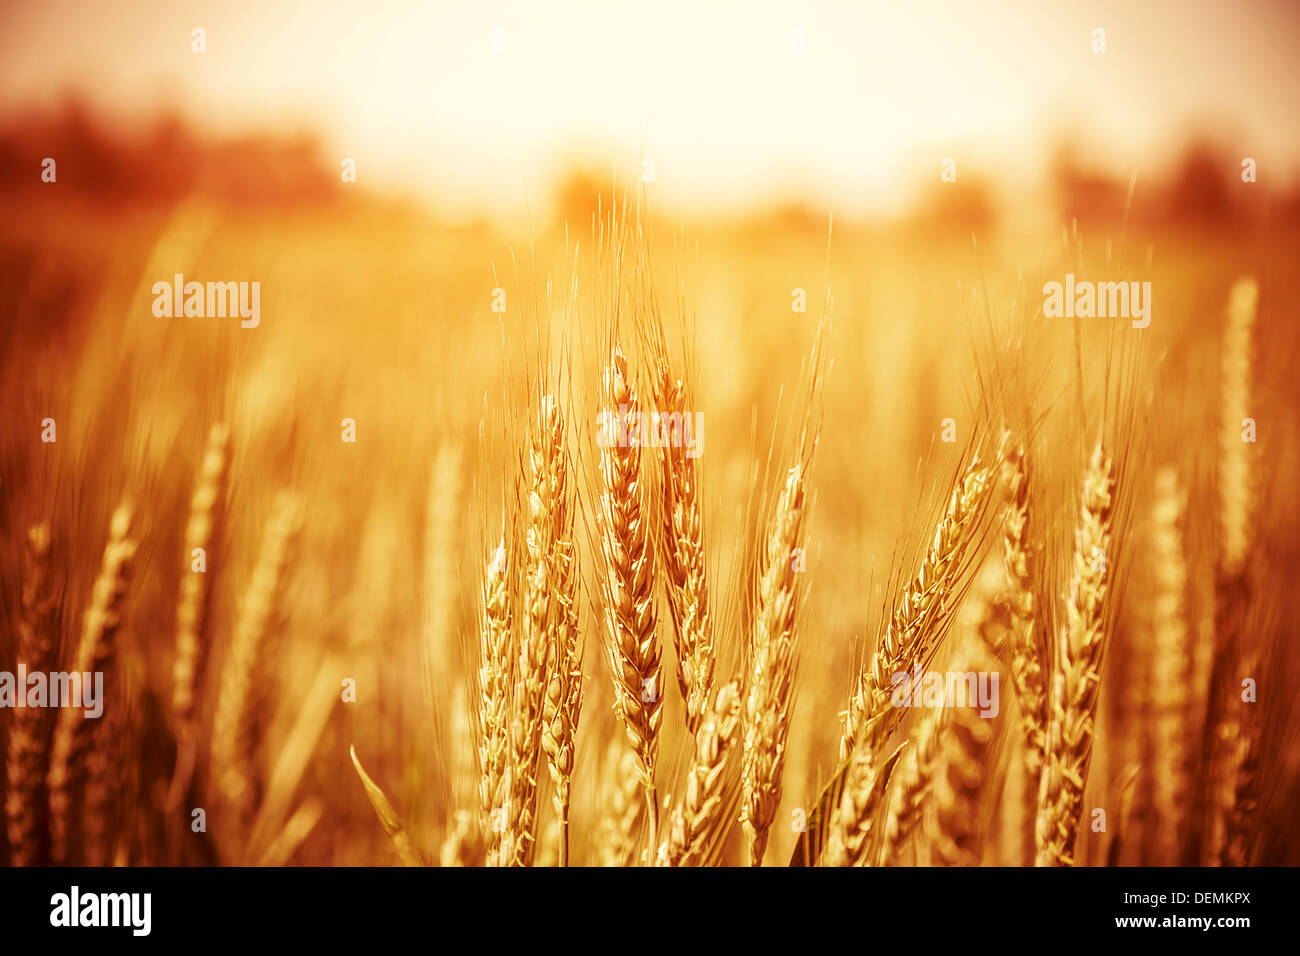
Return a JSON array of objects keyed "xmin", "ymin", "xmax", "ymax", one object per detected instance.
[{"xmin": 1, "ymin": 127, "xmax": 1299, "ymax": 868}]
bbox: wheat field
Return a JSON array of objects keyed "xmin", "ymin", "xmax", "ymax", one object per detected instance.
[{"xmin": 2, "ymin": 165, "xmax": 1297, "ymax": 868}]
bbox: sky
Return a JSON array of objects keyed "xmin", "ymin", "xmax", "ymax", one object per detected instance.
[{"xmin": 2, "ymin": 0, "xmax": 1299, "ymax": 222}]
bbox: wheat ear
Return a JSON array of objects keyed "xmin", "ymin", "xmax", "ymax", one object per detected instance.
[
  {"xmin": 1035, "ymin": 442, "xmax": 1114, "ymax": 866},
  {"xmin": 878, "ymin": 702, "xmax": 944, "ymax": 865},
  {"xmin": 597, "ymin": 738, "xmax": 646, "ymax": 867},
  {"xmin": 842, "ymin": 455, "xmax": 994, "ymax": 761},
  {"xmin": 477, "ymin": 535, "xmax": 513, "ymax": 866},
  {"xmin": 1218, "ymin": 278, "xmax": 1257, "ymax": 577},
  {"xmin": 48, "ymin": 504, "xmax": 136, "ymax": 864},
  {"xmin": 542, "ymin": 531, "xmax": 582, "ymax": 866},
  {"xmin": 933, "ymin": 650, "xmax": 1000, "ymax": 867},
  {"xmin": 742, "ymin": 463, "xmax": 808, "ymax": 866},
  {"xmin": 1203, "ymin": 278, "xmax": 1259, "ymax": 865},
  {"xmin": 821, "ymin": 742, "xmax": 889, "ymax": 867},
  {"xmin": 5, "ymin": 524, "xmax": 56, "ymax": 865},
  {"xmin": 597, "ymin": 346, "xmax": 664, "ymax": 853},
  {"xmin": 173, "ymin": 422, "xmax": 229, "ymax": 730},
  {"xmin": 505, "ymin": 397, "xmax": 572, "ymax": 866},
  {"xmin": 211, "ymin": 491, "xmax": 301, "ymax": 836},
  {"xmin": 167, "ymin": 422, "xmax": 229, "ymax": 813},
  {"xmin": 660, "ymin": 680, "xmax": 740, "ymax": 866},
  {"xmin": 654, "ymin": 370, "xmax": 714, "ymax": 736},
  {"xmin": 1149, "ymin": 466, "xmax": 1190, "ymax": 861},
  {"xmin": 997, "ymin": 432, "xmax": 1045, "ymax": 860}
]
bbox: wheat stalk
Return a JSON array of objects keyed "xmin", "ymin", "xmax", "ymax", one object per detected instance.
[
  {"xmin": 5, "ymin": 524, "xmax": 56, "ymax": 866},
  {"xmin": 742, "ymin": 463, "xmax": 808, "ymax": 866},
  {"xmin": 597, "ymin": 345, "xmax": 664, "ymax": 853},
  {"xmin": 48, "ymin": 503, "xmax": 136, "ymax": 864},
  {"xmin": 1035, "ymin": 442, "xmax": 1114, "ymax": 866}
]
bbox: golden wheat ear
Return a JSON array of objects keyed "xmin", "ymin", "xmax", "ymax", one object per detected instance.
[
  {"xmin": 841, "ymin": 448, "xmax": 997, "ymax": 764},
  {"xmin": 47, "ymin": 503, "xmax": 137, "ymax": 865},
  {"xmin": 5, "ymin": 523, "xmax": 57, "ymax": 866},
  {"xmin": 931, "ymin": 643, "xmax": 1003, "ymax": 867},
  {"xmin": 477, "ymin": 532, "xmax": 513, "ymax": 866},
  {"xmin": 211, "ymin": 490, "xmax": 302, "ymax": 844},
  {"xmin": 1200, "ymin": 277, "xmax": 1260, "ymax": 867},
  {"xmin": 595, "ymin": 737, "xmax": 647, "ymax": 867},
  {"xmin": 742, "ymin": 462, "xmax": 809, "ymax": 867},
  {"xmin": 1035, "ymin": 442, "xmax": 1115, "ymax": 867},
  {"xmin": 996, "ymin": 431, "xmax": 1046, "ymax": 863},
  {"xmin": 596, "ymin": 344, "xmax": 664, "ymax": 855},
  {"xmin": 1148, "ymin": 466, "xmax": 1190, "ymax": 863},
  {"xmin": 659, "ymin": 680, "xmax": 741, "ymax": 867},
  {"xmin": 877, "ymin": 704, "xmax": 944, "ymax": 866},
  {"xmin": 167, "ymin": 422, "xmax": 230, "ymax": 811}
]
